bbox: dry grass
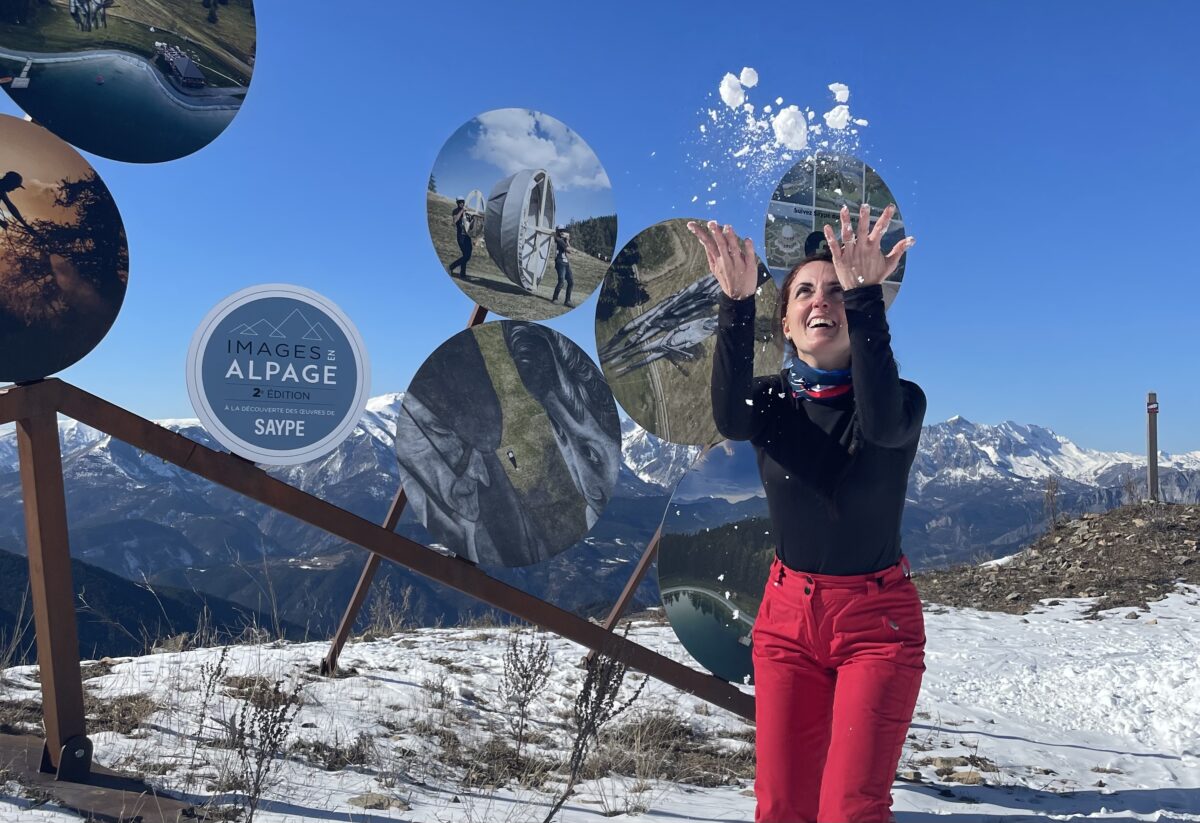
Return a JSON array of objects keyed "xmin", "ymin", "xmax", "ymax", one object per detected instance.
[
  {"xmin": 580, "ymin": 709, "xmax": 754, "ymax": 788},
  {"xmin": 84, "ymin": 692, "xmax": 158, "ymax": 735}
]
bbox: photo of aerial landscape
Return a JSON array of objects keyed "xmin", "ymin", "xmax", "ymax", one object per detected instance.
[
  {"xmin": 0, "ymin": 114, "xmax": 127, "ymax": 382},
  {"xmin": 595, "ymin": 218, "xmax": 782, "ymax": 446},
  {"xmin": 0, "ymin": 0, "xmax": 256, "ymax": 163}
]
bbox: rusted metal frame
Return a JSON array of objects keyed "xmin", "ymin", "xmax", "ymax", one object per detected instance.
[
  {"xmin": 16, "ymin": 397, "xmax": 93, "ymax": 780},
  {"xmin": 598, "ymin": 525, "xmax": 662, "ymax": 633},
  {"xmin": 588, "ymin": 444, "xmax": 714, "ymax": 669},
  {"xmin": 0, "ymin": 379, "xmax": 62, "ymax": 426},
  {"xmin": 53, "ymin": 380, "xmax": 753, "ymax": 719},
  {"xmin": 321, "ymin": 303, "xmax": 489, "ymax": 675}
]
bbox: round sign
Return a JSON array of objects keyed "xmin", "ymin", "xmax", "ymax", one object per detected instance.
[
  {"xmin": 396, "ymin": 321, "xmax": 621, "ymax": 567},
  {"xmin": 657, "ymin": 440, "xmax": 773, "ymax": 685},
  {"xmin": 765, "ymin": 154, "xmax": 907, "ymax": 309},
  {"xmin": 595, "ymin": 217, "xmax": 782, "ymax": 447},
  {"xmin": 426, "ymin": 108, "xmax": 617, "ymax": 320},
  {"xmin": 186, "ymin": 284, "xmax": 370, "ymax": 466},
  {"xmin": 0, "ymin": 114, "xmax": 128, "ymax": 384},
  {"xmin": 0, "ymin": 0, "xmax": 257, "ymax": 163}
]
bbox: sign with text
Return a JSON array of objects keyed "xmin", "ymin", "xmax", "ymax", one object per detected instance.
[{"xmin": 186, "ymin": 284, "xmax": 370, "ymax": 465}]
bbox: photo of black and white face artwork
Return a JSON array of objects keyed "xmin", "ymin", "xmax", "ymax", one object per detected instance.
[
  {"xmin": 765, "ymin": 153, "xmax": 907, "ymax": 309},
  {"xmin": 657, "ymin": 439, "xmax": 773, "ymax": 686},
  {"xmin": 395, "ymin": 321, "xmax": 621, "ymax": 567},
  {"xmin": 595, "ymin": 218, "xmax": 782, "ymax": 446}
]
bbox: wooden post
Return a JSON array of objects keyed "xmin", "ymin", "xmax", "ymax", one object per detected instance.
[
  {"xmin": 1147, "ymin": 392, "xmax": 1160, "ymax": 502},
  {"xmin": 16, "ymin": 409, "xmax": 92, "ymax": 781}
]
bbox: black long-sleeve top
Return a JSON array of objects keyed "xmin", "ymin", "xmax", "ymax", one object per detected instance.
[{"xmin": 712, "ymin": 284, "xmax": 926, "ymax": 575}]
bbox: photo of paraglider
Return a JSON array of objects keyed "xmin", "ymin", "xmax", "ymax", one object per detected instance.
[
  {"xmin": 764, "ymin": 154, "xmax": 908, "ymax": 308},
  {"xmin": 0, "ymin": 114, "xmax": 127, "ymax": 384},
  {"xmin": 595, "ymin": 218, "xmax": 783, "ymax": 446},
  {"xmin": 0, "ymin": 0, "xmax": 256, "ymax": 163},
  {"xmin": 426, "ymin": 108, "xmax": 617, "ymax": 321},
  {"xmin": 395, "ymin": 321, "xmax": 621, "ymax": 568},
  {"xmin": 657, "ymin": 440, "xmax": 774, "ymax": 686}
]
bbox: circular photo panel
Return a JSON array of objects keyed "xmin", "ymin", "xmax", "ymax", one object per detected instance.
[
  {"xmin": 0, "ymin": 1, "xmax": 256, "ymax": 163},
  {"xmin": 396, "ymin": 321, "xmax": 621, "ymax": 568},
  {"xmin": 0, "ymin": 114, "xmax": 127, "ymax": 384},
  {"xmin": 765, "ymin": 154, "xmax": 907, "ymax": 308},
  {"xmin": 427, "ymin": 108, "xmax": 616, "ymax": 321},
  {"xmin": 595, "ymin": 218, "xmax": 783, "ymax": 447},
  {"xmin": 657, "ymin": 440, "xmax": 773, "ymax": 686}
]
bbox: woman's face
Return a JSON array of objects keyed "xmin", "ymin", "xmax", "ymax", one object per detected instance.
[
  {"xmin": 781, "ymin": 260, "xmax": 851, "ymax": 370},
  {"xmin": 395, "ymin": 394, "xmax": 491, "ymax": 560},
  {"xmin": 544, "ymin": 393, "xmax": 618, "ymax": 529}
]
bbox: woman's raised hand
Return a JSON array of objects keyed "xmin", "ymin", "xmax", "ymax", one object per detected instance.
[
  {"xmin": 822, "ymin": 203, "xmax": 916, "ymax": 291},
  {"xmin": 687, "ymin": 220, "xmax": 758, "ymax": 300}
]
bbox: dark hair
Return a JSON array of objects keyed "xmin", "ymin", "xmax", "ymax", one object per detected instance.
[
  {"xmin": 503, "ymin": 322, "xmax": 620, "ymax": 439},
  {"xmin": 803, "ymin": 230, "xmax": 826, "ymax": 257},
  {"xmin": 778, "ymin": 249, "xmax": 836, "ymax": 352}
]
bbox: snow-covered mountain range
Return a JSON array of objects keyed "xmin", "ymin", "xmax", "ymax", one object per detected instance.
[
  {"xmin": 908, "ymin": 416, "xmax": 1200, "ymax": 565},
  {"xmin": 1, "ymin": 397, "xmax": 1198, "ymax": 621}
]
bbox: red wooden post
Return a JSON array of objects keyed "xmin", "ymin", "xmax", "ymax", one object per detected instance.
[{"xmin": 16, "ymin": 408, "xmax": 92, "ymax": 780}]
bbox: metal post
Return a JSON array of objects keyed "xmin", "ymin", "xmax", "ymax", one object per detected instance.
[
  {"xmin": 321, "ymin": 303, "xmax": 488, "ymax": 675},
  {"xmin": 16, "ymin": 408, "xmax": 92, "ymax": 781},
  {"xmin": 595, "ymin": 445, "xmax": 709, "ymax": 633},
  {"xmin": 1147, "ymin": 392, "xmax": 1160, "ymax": 502},
  {"xmin": 599, "ymin": 525, "xmax": 662, "ymax": 632},
  {"xmin": 52, "ymin": 378, "xmax": 753, "ymax": 719}
]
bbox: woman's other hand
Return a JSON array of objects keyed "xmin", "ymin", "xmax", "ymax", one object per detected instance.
[
  {"xmin": 687, "ymin": 220, "xmax": 757, "ymax": 300},
  {"xmin": 822, "ymin": 203, "xmax": 916, "ymax": 290}
]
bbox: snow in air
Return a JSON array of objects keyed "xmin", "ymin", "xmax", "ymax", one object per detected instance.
[
  {"xmin": 689, "ymin": 71, "xmax": 867, "ymax": 207},
  {"xmin": 719, "ymin": 72, "xmax": 745, "ymax": 108}
]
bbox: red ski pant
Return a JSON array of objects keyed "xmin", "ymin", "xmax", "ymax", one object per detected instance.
[{"xmin": 751, "ymin": 556, "xmax": 925, "ymax": 823}]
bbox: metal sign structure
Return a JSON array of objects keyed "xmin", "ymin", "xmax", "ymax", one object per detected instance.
[{"xmin": 1, "ymin": 358, "xmax": 753, "ymax": 785}]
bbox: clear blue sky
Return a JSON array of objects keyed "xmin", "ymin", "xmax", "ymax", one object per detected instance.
[{"xmin": 5, "ymin": 1, "xmax": 1198, "ymax": 454}]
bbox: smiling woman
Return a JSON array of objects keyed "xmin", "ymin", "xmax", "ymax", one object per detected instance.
[{"xmin": 691, "ymin": 213, "xmax": 923, "ymax": 823}]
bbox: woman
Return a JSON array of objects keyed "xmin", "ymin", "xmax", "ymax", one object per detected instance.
[{"xmin": 689, "ymin": 206, "xmax": 921, "ymax": 823}]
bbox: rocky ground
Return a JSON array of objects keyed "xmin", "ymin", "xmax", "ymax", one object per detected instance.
[{"xmin": 913, "ymin": 502, "xmax": 1200, "ymax": 616}]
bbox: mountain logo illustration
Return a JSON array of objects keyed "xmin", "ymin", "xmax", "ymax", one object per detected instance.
[{"xmin": 226, "ymin": 309, "xmax": 334, "ymax": 342}]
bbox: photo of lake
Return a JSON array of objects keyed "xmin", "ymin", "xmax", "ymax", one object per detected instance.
[
  {"xmin": 657, "ymin": 440, "xmax": 775, "ymax": 685},
  {"xmin": 0, "ymin": 0, "xmax": 255, "ymax": 163}
]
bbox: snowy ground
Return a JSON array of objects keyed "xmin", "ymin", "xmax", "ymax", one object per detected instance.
[{"xmin": 2, "ymin": 586, "xmax": 1199, "ymax": 822}]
